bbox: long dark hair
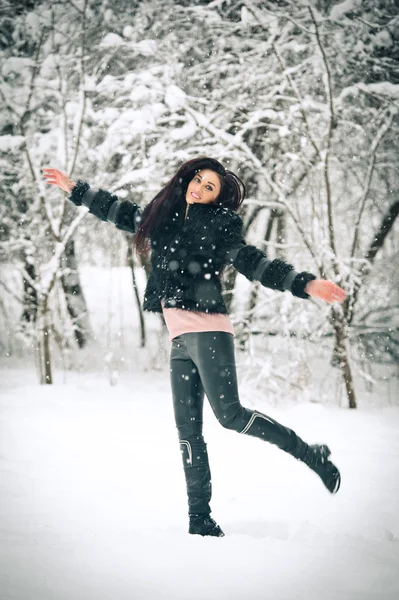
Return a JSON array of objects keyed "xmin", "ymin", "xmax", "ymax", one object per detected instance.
[{"xmin": 134, "ymin": 157, "xmax": 245, "ymax": 254}]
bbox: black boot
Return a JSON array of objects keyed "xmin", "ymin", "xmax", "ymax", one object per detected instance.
[
  {"xmin": 300, "ymin": 444, "xmax": 341, "ymax": 494},
  {"xmin": 189, "ymin": 514, "xmax": 225, "ymax": 537},
  {"xmin": 239, "ymin": 411, "xmax": 341, "ymax": 494},
  {"xmin": 179, "ymin": 436, "xmax": 220, "ymax": 529},
  {"xmin": 180, "ymin": 439, "xmax": 225, "ymax": 537}
]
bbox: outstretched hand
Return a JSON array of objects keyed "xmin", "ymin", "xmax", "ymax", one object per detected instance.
[
  {"xmin": 42, "ymin": 168, "xmax": 75, "ymax": 193},
  {"xmin": 305, "ymin": 279, "xmax": 346, "ymax": 303}
]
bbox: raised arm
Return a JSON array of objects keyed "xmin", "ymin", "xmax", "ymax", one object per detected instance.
[
  {"xmin": 219, "ymin": 210, "xmax": 345, "ymax": 303},
  {"xmin": 227, "ymin": 243, "xmax": 345, "ymax": 302},
  {"xmin": 42, "ymin": 168, "xmax": 141, "ymax": 234}
]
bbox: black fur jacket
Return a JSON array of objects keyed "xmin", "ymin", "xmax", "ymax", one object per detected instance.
[{"xmin": 70, "ymin": 181, "xmax": 316, "ymax": 314}]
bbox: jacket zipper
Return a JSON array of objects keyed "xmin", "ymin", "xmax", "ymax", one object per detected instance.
[{"xmin": 184, "ymin": 204, "xmax": 190, "ymax": 224}]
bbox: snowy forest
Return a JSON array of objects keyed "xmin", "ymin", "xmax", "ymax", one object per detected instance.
[
  {"xmin": 0, "ymin": 0, "xmax": 398, "ymax": 408},
  {"xmin": 1, "ymin": 1, "xmax": 399, "ymax": 599}
]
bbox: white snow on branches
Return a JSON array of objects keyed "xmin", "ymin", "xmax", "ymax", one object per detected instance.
[
  {"xmin": 164, "ymin": 85, "xmax": 187, "ymax": 111},
  {"xmin": 330, "ymin": 0, "xmax": 361, "ymax": 19},
  {"xmin": 100, "ymin": 33, "xmax": 124, "ymax": 47},
  {"xmin": 1, "ymin": 57, "xmax": 35, "ymax": 76},
  {"xmin": 362, "ymin": 82, "xmax": 399, "ymax": 99},
  {"xmin": 0, "ymin": 135, "xmax": 25, "ymax": 151}
]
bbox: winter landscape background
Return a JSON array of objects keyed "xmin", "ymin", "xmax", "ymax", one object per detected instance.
[{"xmin": 0, "ymin": 1, "xmax": 398, "ymax": 599}]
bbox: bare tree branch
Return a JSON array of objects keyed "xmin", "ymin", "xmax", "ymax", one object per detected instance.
[
  {"xmin": 351, "ymin": 108, "xmax": 396, "ymax": 258},
  {"xmin": 347, "ymin": 198, "xmax": 399, "ymax": 325},
  {"xmin": 365, "ymin": 199, "xmax": 399, "ymax": 264},
  {"xmin": 1, "ymin": 28, "xmax": 60, "ymax": 240},
  {"xmin": 308, "ymin": 6, "xmax": 338, "ymax": 269},
  {"xmin": 272, "ymin": 42, "xmax": 322, "ymax": 160},
  {"xmin": 22, "ymin": 28, "xmax": 47, "ymax": 123},
  {"xmin": 242, "ymin": 0, "xmax": 322, "ymax": 159},
  {"xmin": 40, "ymin": 209, "xmax": 88, "ymax": 299},
  {"xmin": 185, "ymin": 104, "xmax": 320, "ymax": 267},
  {"xmin": 69, "ymin": 0, "xmax": 88, "ymax": 178},
  {"xmin": 64, "ymin": 0, "xmax": 85, "ymax": 16},
  {"xmin": 0, "ymin": 280, "xmax": 24, "ymax": 305},
  {"xmin": 50, "ymin": 4, "xmax": 70, "ymax": 229}
]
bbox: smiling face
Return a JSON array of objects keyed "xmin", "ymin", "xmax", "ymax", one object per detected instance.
[{"xmin": 185, "ymin": 169, "xmax": 222, "ymax": 206}]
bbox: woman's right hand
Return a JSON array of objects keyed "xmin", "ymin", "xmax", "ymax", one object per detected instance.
[{"xmin": 42, "ymin": 168, "xmax": 76, "ymax": 193}]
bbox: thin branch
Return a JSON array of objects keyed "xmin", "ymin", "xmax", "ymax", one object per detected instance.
[
  {"xmin": 64, "ymin": 0, "xmax": 85, "ymax": 16},
  {"xmin": 40, "ymin": 209, "xmax": 88, "ymax": 299},
  {"xmin": 351, "ymin": 108, "xmax": 396, "ymax": 258},
  {"xmin": 22, "ymin": 28, "xmax": 47, "ymax": 122},
  {"xmin": 266, "ymin": 10, "xmax": 321, "ymax": 35},
  {"xmin": 353, "ymin": 15, "xmax": 397, "ymax": 30},
  {"xmin": 21, "ymin": 139, "xmax": 59, "ymax": 240},
  {"xmin": 347, "ymin": 198, "xmax": 399, "ymax": 325},
  {"xmin": 51, "ymin": 4, "xmax": 69, "ymax": 229},
  {"xmin": 21, "ymin": 267, "xmax": 39, "ymax": 293},
  {"xmin": 243, "ymin": 1, "xmax": 322, "ymax": 159},
  {"xmin": 68, "ymin": 0, "xmax": 88, "ymax": 177},
  {"xmin": 51, "ymin": 5, "xmax": 69, "ymax": 171},
  {"xmin": 234, "ymin": 2, "xmax": 330, "ymax": 274},
  {"xmin": 244, "ymin": 205, "xmax": 265, "ymax": 233},
  {"xmin": 240, "ymin": 199, "xmax": 289, "ymax": 210},
  {"xmin": 0, "ymin": 280, "xmax": 24, "ymax": 304},
  {"xmin": 355, "ymin": 84, "xmax": 399, "ymax": 110},
  {"xmin": 308, "ymin": 5, "xmax": 338, "ymax": 270},
  {"xmin": 365, "ymin": 199, "xmax": 399, "ymax": 264},
  {"xmin": 185, "ymin": 104, "xmax": 320, "ymax": 268},
  {"xmin": 2, "ymin": 29, "xmax": 59, "ymax": 240},
  {"xmin": 309, "ymin": 7, "xmax": 335, "ymax": 130},
  {"xmin": 0, "ymin": 87, "xmax": 23, "ymax": 125}
]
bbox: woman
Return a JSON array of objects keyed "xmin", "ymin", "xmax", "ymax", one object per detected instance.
[{"xmin": 42, "ymin": 158, "xmax": 346, "ymax": 538}]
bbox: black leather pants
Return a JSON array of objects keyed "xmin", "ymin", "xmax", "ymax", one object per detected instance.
[{"xmin": 170, "ymin": 332, "xmax": 310, "ymax": 516}]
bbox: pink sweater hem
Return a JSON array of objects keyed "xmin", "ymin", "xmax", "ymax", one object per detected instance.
[{"xmin": 161, "ymin": 301, "xmax": 234, "ymax": 341}]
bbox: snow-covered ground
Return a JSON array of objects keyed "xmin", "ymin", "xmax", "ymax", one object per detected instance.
[{"xmin": 1, "ymin": 364, "xmax": 399, "ymax": 600}]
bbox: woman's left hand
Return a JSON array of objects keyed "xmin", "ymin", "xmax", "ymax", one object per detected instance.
[{"xmin": 305, "ymin": 279, "xmax": 347, "ymax": 303}]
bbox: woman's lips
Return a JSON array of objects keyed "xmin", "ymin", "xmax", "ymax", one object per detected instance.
[{"xmin": 191, "ymin": 192, "xmax": 200, "ymax": 199}]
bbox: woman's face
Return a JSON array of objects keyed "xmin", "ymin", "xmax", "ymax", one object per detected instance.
[{"xmin": 185, "ymin": 169, "xmax": 221, "ymax": 206}]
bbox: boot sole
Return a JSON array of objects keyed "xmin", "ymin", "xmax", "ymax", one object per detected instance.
[{"xmin": 189, "ymin": 526, "xmax": 225, "ymax": 537}]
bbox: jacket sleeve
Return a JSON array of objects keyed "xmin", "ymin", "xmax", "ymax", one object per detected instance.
[
  {"xmin": 226, "ymin": 242, "xmax": 316, "ymax": 299},
  {"xmin": 69, "ymin": 180, "xmax": 142, "ymax": 234}
]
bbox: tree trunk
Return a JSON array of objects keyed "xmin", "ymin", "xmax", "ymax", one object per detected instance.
[
  {"xmin": 127, "ymin": 243, "xmax": 146, "ymax": 347},
  {"xmin": 223, "ymin": 265, "xmax": 238, "ymax": 313},
  {"xmin": 331, "ymin": 306, "xmax": 357, "ymax": 409},
  {"xmin": 347, "ymin": 198, "xmax": 399, "ymax": 326},
  {"xmin": 365, "ymin": 198, "xmax": 399, "ymax": 264},
  {"xmin": 330, "ymin": 197, "xmax": 399, "ymax": 388},
  {"xmin": 244, "ymin": 209, "xmax": 277, "ymax": 329},
  {"xmin": 21, "ymin": 253, "xmax": 38, "ymax": 324},
  {"xmin": 223, "ymin": 204, "xmax": 253, "ymax": 312},
  {"xmin": 60, "ymin": 239, "xmax": 91, "ymax": 348},
  {"xmin": 36, "ymin": 297, "xmax": 53, "ymax": 385},
  {"xmin": 42, "ymin": 314, "xmax": 52, "ymax": 384},
  {"xmin": 275, "ymin": 209, "xmax": 286, "ymax": 260}
]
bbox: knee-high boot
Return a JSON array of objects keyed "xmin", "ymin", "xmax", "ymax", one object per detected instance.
[
  {"xmin": 179, "ymin": 435, "xmax": 212, "ymax": 516},
  {"xmin": 179, "ymin": 435, "xmax": 224, "ymax": 537},
  {"xmin": 240, "ymin": 411, "xmax": 341, "ymax": 494}
]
